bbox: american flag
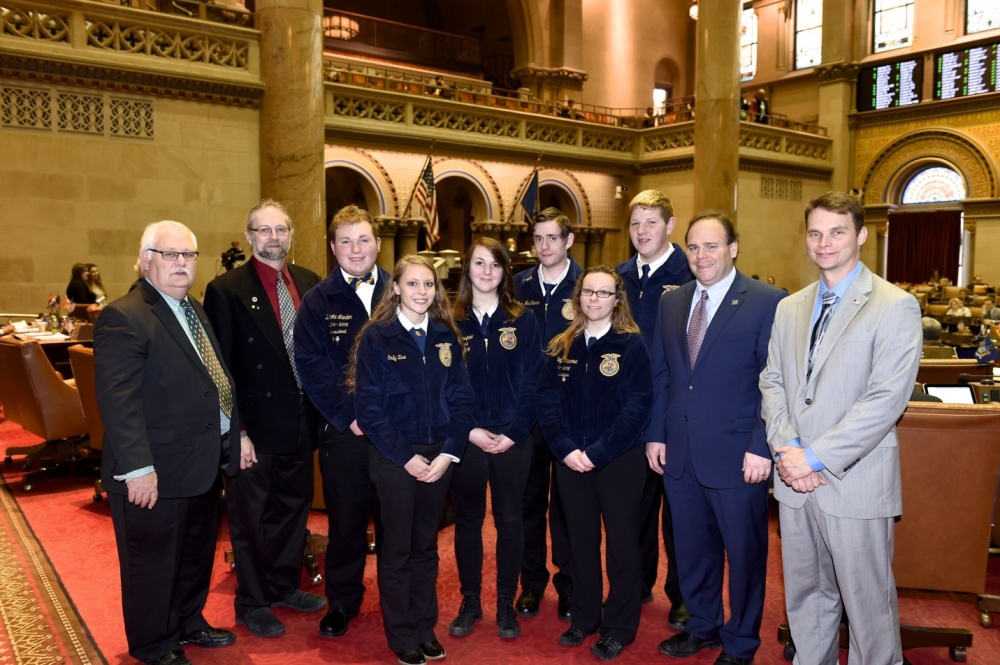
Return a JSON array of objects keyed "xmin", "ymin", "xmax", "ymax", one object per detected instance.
[{"xmin": 414, "ymin": 160, "xmax": 439, "ymax": 247}]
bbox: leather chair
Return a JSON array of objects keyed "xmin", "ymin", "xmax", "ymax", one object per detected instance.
[
  {"xmin": 926, "ymin": 303, "xmax": 950, "ymax": 317},
  {"xmin": 0, "ymin": 337, "xmax": 99, "ymax": 491},
  {"xmin": 780, "ymin": 403, "xmax": 1000, "ymax": 660},
  {"xmin": 943, "ymin": 285, "xmax": 963, "ymax": 299},
  {"xmin": 68, "ymin": 345, "xmax": 105, "ymax": 502}
]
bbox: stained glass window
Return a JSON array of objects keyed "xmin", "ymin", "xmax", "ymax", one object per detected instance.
[
  {"xmin": 795, "ymin": 0, "xmax": 823, "ymax": 69},
  {"xmin": 740, "ymin": 8, "xmax": 758, "ymax": 82},
  {"xmin": 901, "ymin": 167, "xmax": 966, "ymax": 204},
  {"xmin": 874, "ymin": 0, "xmax": 914, "ymax": 53},
  {"xmin": 967, "ymin": 0, "xmax": 1000, "ymax": 35}
]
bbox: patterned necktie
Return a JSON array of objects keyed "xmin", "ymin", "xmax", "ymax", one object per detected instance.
[
  {"xmin": 180, "ymin": 299, "xmax": 233, "ymax": 417},
  {"xmin": 807, "ymin": 290, "xmax": 839, "ymax": 382},
  {"xmin": 410, "ymin": 327, "xmax": 426, "ymax": 355},
  {"xmin": 543, "ymin": 282, "xmax": 556, "ymax": 305},
  {"xmin": 277, "ymin": 271, "xmax": 301, "ymax": 388},
  {"xmin": 687, "ymin": 290, "xmax": 709, "ymax": 370},
  {"xmin": 640, "ymin": 264, "xmax": 650, "ymax": 293},
  {"xmin": 349, "ymin": 272, "xmax": 374, "ymax": 291},
  {"xmin": 481, "ymin": 312, "xmax": 491, "ymax": 340}
]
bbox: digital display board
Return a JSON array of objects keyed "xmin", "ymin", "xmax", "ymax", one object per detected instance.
[
  {"xmin": 934, "ymin": 42, "xmax": 1000, "ymax": 100},
  {"xmin": 857, "ymin": 58, "xmax": 923, "ymax": 112}
]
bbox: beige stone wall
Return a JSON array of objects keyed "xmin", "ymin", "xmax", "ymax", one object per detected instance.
[{"xmin": 2, "ymin": 96, "xmax": 260, "ymax": 315}]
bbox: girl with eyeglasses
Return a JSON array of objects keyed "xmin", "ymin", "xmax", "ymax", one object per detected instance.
[
  {"xmin": 346, "ymin": 255, "xmax": 475, "ymax": 665},
  {"xmin": 447, "ymin": 238, "xmax": 544, "ymax": 640},
  {"xmin": 536, "ymin": 265, "xmax": 653, "ymax": 661}
]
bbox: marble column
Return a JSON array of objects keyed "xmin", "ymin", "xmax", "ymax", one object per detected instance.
[
  {"xmin": 399, "ymin": 220, "xmax": 422, "ymax": 257},
  {"xmin": 863, "ymin": 203, "xmax": 896, "ymax": 277},
  {"xmin": 585, "ymin": 228, "xmax": 605, "ymax": 267},
  {"xmin": 692, "ymin": 0, "xmax": 741, "ymax": 220},
  {"xmin": 375, "ymin": 217, "xmax": 401, "ymax": 272},
  {"xmin": 815, "ymin": 0, "xmax": 859, "ymax": 192},
  {"xmin": 257, "ymin": 0, "xmax": 326, "ymax": 274}
]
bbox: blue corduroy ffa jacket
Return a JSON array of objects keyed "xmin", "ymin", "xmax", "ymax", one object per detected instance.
[
  {"xmin": 615, "ymin": 244, "xmax": 695, "ymax": 340},
  {"xmin": 536, "ymin": 329, "xmax": 653, "ymax": 470},
  {"xmin": 355, "ymin": 318, "xmax": 475, "ymax": 467},
  {"xmin": 514, "ymin": 258, "xmax": 583, "ymax": 345},
  {"xmin": 456, "ymin": 308, "xmax": 544, "ymax": 447}
]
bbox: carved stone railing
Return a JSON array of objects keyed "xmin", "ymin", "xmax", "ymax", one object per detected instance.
[
  {"xmin": 736, "ymin": 122, "xmax": 831, "ymax": 161},
  {"xmin": 1, "ymin": 0, "xmax": 258, "ymax": 73}
]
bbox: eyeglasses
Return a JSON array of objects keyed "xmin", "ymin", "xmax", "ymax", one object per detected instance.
[
  {"xmin": 249, "ymin": 226, "xmax": 290, "ymax": 237},
  {"xmin": 148, "ymin": 249, "xmax": 200, "ymax": 262},
  {"xmin": 581, "ymin": 288, "xmax": 616, "ymax": 298}
]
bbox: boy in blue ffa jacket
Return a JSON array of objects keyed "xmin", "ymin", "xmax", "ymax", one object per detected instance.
[
  {"xmin": 448, "ymin": 238, "xmax": 545, "ymax": 641},
  {"xmin": 348, "ymin": 255, "xmax": 475, "ymax": 665},
  {"xmin": 536, "ymin": 266, "xmax": 653, "ymax": 662},
  {"xmin": 614, "ymin": 190, "xmax": 694, "ymax": 628},
  {"xmin": 293, "ymin": 205, "xmax": 388, "ymax": 639},
  {"xmin": 511, "ymin": 208, "xmax": 581, "ymax": 621}
]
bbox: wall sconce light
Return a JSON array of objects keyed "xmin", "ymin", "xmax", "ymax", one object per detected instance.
[
  {"xmin": 689, "ymin": 1, "xmax": 698, "ymax": 20},
  {"xmin": 323, "ymin": 15, "xmax": 359, "ymax": 40}
]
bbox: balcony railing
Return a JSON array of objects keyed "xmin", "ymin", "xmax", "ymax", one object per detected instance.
[{"xmin": 322, "ymin": 8, "xmax": 479, "ymax": 73}]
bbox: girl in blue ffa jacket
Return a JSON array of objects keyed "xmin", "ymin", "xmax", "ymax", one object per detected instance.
[
  {"xmin": 347, "ymin": 255, "xmax": 475, "ymax": 665},
  {"xmin": 448, "ymin": 238, "xmax": 544, "ymax": 640},
  {"xmin": 536, "ymin": 265, "xmax": 653, "ymax": 662}
]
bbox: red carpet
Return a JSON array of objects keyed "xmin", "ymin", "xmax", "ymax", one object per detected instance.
[{"xmin": 2, "ymin": 416, "xmax": 1000, "ymax": 663}]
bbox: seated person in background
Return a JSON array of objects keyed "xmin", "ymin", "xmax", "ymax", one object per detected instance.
[
  {"xmin": 959, "ymin": 288, "xmax": 973, "ymax": 305},
  {"xmin": 921, "ymin": 317, "xmax": 946, "ymax": 346},
  {"xmin": 981, "ymin": 297, "xmax": 1000, "ymax": 322},
  {"xmin": 86, "ymin": 263, "xmax": 107, "ymax": 305},
  {"xmin": 642, "ymin": 107, "xmax": 656, "ymax": 128},
  {"xmin": 66, "ymin": 263, "xmax": 97, "ymax": 305},
  {"xmin": 967, "ymin": 274, "xmax": 986, "ymax": 290},
  {"xmin": 946, "ymin": 298, "xmax": 972, "ymax": 318}
]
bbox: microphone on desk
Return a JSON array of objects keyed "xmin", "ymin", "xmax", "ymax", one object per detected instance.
[{"xmin": 957, "ymin": 374, "xmax": 996, "ymax": 385}]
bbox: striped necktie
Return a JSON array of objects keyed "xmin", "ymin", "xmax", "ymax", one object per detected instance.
[
  {"xmin": 481, "ymin": 312, "xmax": 491, "ymax": 340},
  {"xmin": 807, "ymin": 290, "xmax": 838, "ymax": 382},
  {"xmin": 180, "ymin": 299, "xmax": 233, "ymax": 417},
  {"xmin": 687, "ymin": 290, "xmax": 709, "ymax": 370},
  {"xmin": 277, "ymin": 271, "xmax": 301, "ymax": 388},
  {"xmin": 349, "ymin": 272, "xmax": 374, "ymax": 291}
]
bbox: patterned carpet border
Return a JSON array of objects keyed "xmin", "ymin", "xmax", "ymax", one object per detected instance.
[{"xmin": 0, "ymin": 469, "xmax": 105, "ymax": 665}]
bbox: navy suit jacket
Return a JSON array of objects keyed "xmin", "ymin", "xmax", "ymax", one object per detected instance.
[{"xmin": 646, "ymin": 270, "xmax": 785, "ymax": 489}]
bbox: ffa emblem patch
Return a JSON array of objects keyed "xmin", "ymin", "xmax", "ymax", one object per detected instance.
[
  {"xmin": 599, "ymin": 353, "xmax": 621, "ymax": 377},
  {"xmin": 437, "ymin": 342, "xmax": 453, "ymax": 367},
  {"xmin": 561, "ymin": 299, "xmax": 574, "ymax": 320},
  {"xmin": 663, "ymin": 284, "xmax": 680, "ymax": 292},
  {"xmin": 499, "ymin": 327, "xmax": 517, "ymax": 350}
]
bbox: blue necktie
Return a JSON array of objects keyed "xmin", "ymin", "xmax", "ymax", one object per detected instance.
[
  {"xmin": 807, "ymin": 291, "xmax": 838, "ymax": 382},
  {"xmin": 640, "ymin": 264, "xmax": 650, "ymax": 292},
  {"xmin": 543, "ymin": 282, "xmax": 556, "ymax": 305},
  {"xmin": 587, "ymin": 335, "xmax": 595, "ymax": 349},
  {"xmin": 409, "ymin": 327, "xmax": 426, "ymax": 355},
  {"xmin": 481, "ymin": 312, "xmax": 491, "ymax": 340}
]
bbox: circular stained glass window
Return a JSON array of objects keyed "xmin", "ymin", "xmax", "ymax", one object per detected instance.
[{"xmin": 901, "ymin": 166, "xmax": 966, "ymax": 204}]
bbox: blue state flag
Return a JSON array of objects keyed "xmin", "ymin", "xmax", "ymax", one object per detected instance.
[
  {"xmin": 520, "ymin": 170, "xmax": 539, "ymax": 224},
  {"xmin": 976, "ymin": 327, "xmax": 999, "ymax": 365}
]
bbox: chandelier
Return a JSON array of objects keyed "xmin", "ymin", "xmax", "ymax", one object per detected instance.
[{"xmin": 323, "ymin": 15, "xmax": 359, "ymax": 40}]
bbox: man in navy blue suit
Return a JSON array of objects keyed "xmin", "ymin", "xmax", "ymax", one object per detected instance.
[{"xmin": 645, "ymin": 212, "xmax": 784, "ymax": 664}]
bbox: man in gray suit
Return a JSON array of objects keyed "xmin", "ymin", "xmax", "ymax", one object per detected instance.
[{"xmin": 760, "ymin": 192, "xmax": 922, "ymax": 665}]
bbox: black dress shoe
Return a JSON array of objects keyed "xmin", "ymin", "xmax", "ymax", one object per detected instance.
[
  {"xmin": 715, "ymin": 653, "xmax": 751, "ymax": 665},
  {"xmin": 668, "ymin": 602, "xmax": 691, "ymax": 631},
  {"xmin": 236, "ymin": 607, "xmax": 285, "ymax": 637},
  {"xmin": 558, "ymin": 625, "xmax": 596, "ymax": 646},
  {"xmin": 272, "ymin": 589, "xmax": 327, "ymax": 613},
  {"xmin": 557, "ymin": 593, "xmax": 572, "ymax": 622},
  {"xmin": 515, "ymin": 589, "xmax": 542, "ymax": 617},
  {"xmin": 395, "ymin": 649, "xmax": 426, "ymax": 665},
  {"xmin": 418, "ymin": 640, "xmax": 446, "ymax": 660},
  {"xmin": 658, "ymin": 631, "xmax": 722, "ymax": 657},
  {"xmin": 591, "ymin": 637, "xmax": 625, "ymax": 660},
  {"xmin": 178, "ymin": 626, "xmax": 236, "ymax": 648},
  {"xmin": 149, "ymin": 650, "xmax": 191, "ymax": 665},
  {"xmin": 319, "ymin": 607, "xmax": 359, "ymax": 638}
]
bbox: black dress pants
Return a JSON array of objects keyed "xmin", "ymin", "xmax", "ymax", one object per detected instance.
[
  {"xmin": 557, "ymin": 446, "xmax": 645, "ymax": 645},
  {"xmin": 109, "ymin": 486, "xmax": 218, "ymax": 663},
  {"xmin": 451, "ymin": 433, "xmax": 532, "ymax": 599},
  {"xmin": 639, "ymin": 466, "xmax": 684, "ymax": 604},
  {"xmin": 370, "ymin": 443, "xmax": 453, "ymax": 653},
  {"xmin": 226, "ymin": 397, "xmax": 315, "ymax": 614},
  {"xmin": 319, "ymin": 419, "xmax": 383, "ymax": 610},
  {"xmin": 519, "ymin": 424, "xmax": 572, "ymax": 595}
]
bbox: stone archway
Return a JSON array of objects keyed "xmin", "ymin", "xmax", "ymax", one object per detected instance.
[
  {"xmin": 323, "ymin": 146, "xmax": 398, "ymax": 216},
  {"xmin": 861, "ymin": 129, "xmax": 998, "ymax": 205}
]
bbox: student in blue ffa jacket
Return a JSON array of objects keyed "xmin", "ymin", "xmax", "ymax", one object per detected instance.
[
  {"xmin": 536, "ymin": 266, "xmax": 653, "ymax": 662},
  {"xmin": 347, "ymin": 255, "xmax": 475, "ymax": 665},
  {"xmin": 614, "ymin": 190, "xmax": 694, "ymax": 629},
  {"xmin": 513, "ymin": 207, "xmax": 582, "ymax": 622},
  {"xmin": 448, "ymin": 238, "xmax": 544, "ymax": 640},
  {"xmin": 294, "ymin": 205, "xmax": 389, "ymax": 639}
]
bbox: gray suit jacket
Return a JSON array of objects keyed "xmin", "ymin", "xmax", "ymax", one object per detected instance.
[{"xmin": 760, "ymin": 264, "xmax": 922, "ymax": 519}]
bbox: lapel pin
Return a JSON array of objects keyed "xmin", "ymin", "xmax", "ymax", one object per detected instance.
[
  {"xmin": 853, "ymin": 299, "xmax": 859, "ymax": 305},
  {"xmin": 252, "ymin": 297, "xmax": 258, "ymax": 302},
  {"xmin": 731, "ymin": 299, "xmax": 739, "ymax": 306}
]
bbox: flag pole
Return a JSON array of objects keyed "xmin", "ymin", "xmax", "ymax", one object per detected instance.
[
  {"xmin": 506, "ymin": 155, "xmax": 543, "ymax": 224},
  {"xmin": 402, "ymin": 141, "xmax": 436, "ymax": 219}
]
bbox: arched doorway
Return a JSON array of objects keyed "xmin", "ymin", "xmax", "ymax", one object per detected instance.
[
  {"xmin": 539, "ymin": 184, "xmax": 578, "ymax": 225},
  {"xmin": 431, "ymin": 176, "xmax": 487, "ymax": 253}
]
